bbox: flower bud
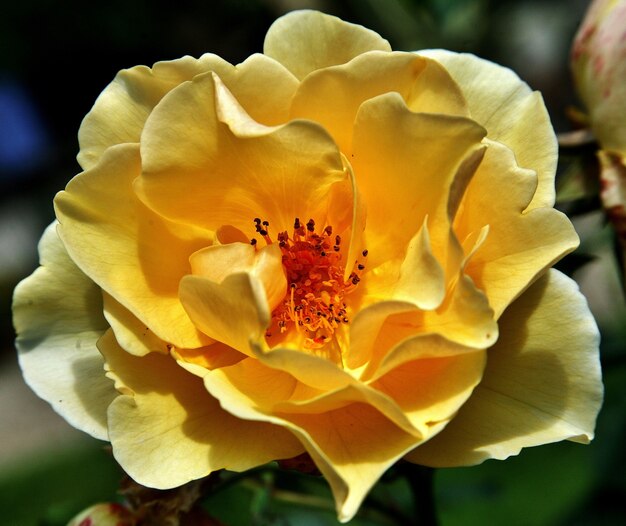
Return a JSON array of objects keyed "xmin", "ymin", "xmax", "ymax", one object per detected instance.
[
  {"xmin": 67, "ymin": 502, "xmax": 135, "ymax": 526},
  {"xmin": 572, "ymin": 0, "xmax": 626, "ymax": 153}
]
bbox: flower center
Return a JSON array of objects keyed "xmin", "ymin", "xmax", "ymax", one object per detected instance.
[{"xmin": 251, "ymin": 218, "xmax": 366, "ymax": 349}]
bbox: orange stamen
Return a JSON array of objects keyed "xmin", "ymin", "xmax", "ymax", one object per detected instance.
[{"xmin": 252, "ymin": 218, "xmax": 366, "ymax": 349}]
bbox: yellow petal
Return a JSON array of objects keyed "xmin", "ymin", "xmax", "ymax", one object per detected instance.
[
  {"xmin": 78, "ymin": 53, "xmax": 298, "ymax": 169},
  {"xmin": 421, "ymin": 272, "xmax": 498, "ymax": 349},
  {"xmin": 203, "ymin": 365, "xmax": 420, "ymax": 523},
  {"xmin": 291, "ymin": 52, "xmax": 469, "ymax": 154},
  {"xmin": 209, "ymin": 357, "xmax": 421, "ymax": 437},
  {"xmin": 406, "ymin": 269, "xmax": 603, "ymax": 467},
  {"xmin": 347, "ymin": 300, "xmax": 416, "ymax": 370},
  {"xmin": 457, "ymin": 140, "xmax": 579, "ymax": 317},
  {"xmin": 370, "ymin": 349, "xmax": 486, "ymax": 435},
  {"xmin": 189, "ymin": 242, "xmax": 287, "ymax": 310},
  {"xmin": 136, "ymin": 72, "xmax": 345, "ymax": 235},
  {"xmin": 287, "ymin": 405, "xmax": 419, "ymax": 522},
  {"xmin": 351, "ymin": 91, "xmax": 486, "ymax": 268},
  {"xmin": 363, "ymin": 220, "xmax": 445, "ymax": 310},
  {"xmin": 100, "ymin": 329, "xmax": 303, "ymax": 489},
  {"xmin": 13, "ymin": 223, "xmax": 115, "ymax": 440},
  {"xmin": 418, "ymin": 50, "xmax": 557, "ymax": 210},
  {"xmin": 251, "ymin": 344, "xmax": 356, "ymax": 392},
  {"xmin": 179, "ymin": 273, "xmax": 269, "ymax": 356},
  {"xmin": 102, "ymin": 293, "xmax": 170, "ymax": 356},
  {"xmin": 263, "ymin": 10, "xmax": 391, "ymax": 81},
  {"xmin": 173, "ymin": 342, "xmax": 245, "ymax": 371},
  {"xmin": 180, "ymin": 242, "xmax": 287, "ymax": 354},
  {"xmin": 54, "ymin": 143, "xmax": 213, "ymax": 349}
]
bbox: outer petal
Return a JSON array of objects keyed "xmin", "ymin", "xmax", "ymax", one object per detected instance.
[
  {"xmin": 13, "ymin": 223, "xmax": 115, "ymax": 440},
  {"xmin": 203, "ymin": 365, "xmax": 420, "ymax": 523},
  {"xmin": 78, "ymin": 53, "xmax": 298, "ymax": 168},
  {"xmin": 136, "ymin": 72, "xmax": 346, "ymax": 236},
  {"xmin": 55, "ymin": 143, "xmax": 213, "ymax": 349},
  {"xmin": 456, "ymin": 140, "xmax": 579, "ymax": 317},
  {"xmin": 406, "ymin": 270, "xmax": 603, "ymax": 467},
  {"xmin": 419, "ymin": 50, "xmax": 557, "ymax": 210},
  {"xmin": 100, "ymin": 330, "xmax": 303, "ymax": 489},
  {"xmin": 263, "ymin": 10, "xmax": 391, "ymax": 81}
]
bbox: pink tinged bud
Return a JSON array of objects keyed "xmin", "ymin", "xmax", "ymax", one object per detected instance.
[
  {"xmin": 571, "ymin": 0, "xmax": 626, "ymax": 153},
  {"xmin": 67, "ymin": 502, "xmax": 135, "ymax": 526}
]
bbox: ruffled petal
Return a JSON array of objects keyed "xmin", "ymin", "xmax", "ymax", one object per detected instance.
[
  {"xmin": 263, "ymin": 10, "xmax": 391, "ymax": 81},
  {"xmin": 13, "ymin": 223, "xmax": 115, "ymax": 440},
  {"xmin": 418, "ymin": 50, "xmax": 557, "ymax": 210},
  {"xmin": 55, "ymin": 143, "xmax": 213, "ymax": 349},
  {"xmin": 456, "ymin": 140, "xmax": 579, "ymax": 317},
  {"xmin": 78, "ymin": 53, "xmax": 298, "ymax": 169},
  {"xmin": 291, "ymin": 51, "xmax": 469, "ymax": 154},
  {"xmin": 363, "ymin": 221, "xmax": 445, "ymax": 310},
  {"xmin": 351, "ymin": 91, "xmax": 486, "ymax": 268},
  {"xmin": 421, "ymin": 272, "xmax": 498, "ymax": 349},
  {"xmin": 100, "ymin": 330, "xmax": 303, "ymax": 489},
  {"xmin": 406, "ymin": 270, "xmax": 603, "ymax": 467},
  {"xmin": 136, "ymin": 72, "xmax": 346, "ymax": 235}
]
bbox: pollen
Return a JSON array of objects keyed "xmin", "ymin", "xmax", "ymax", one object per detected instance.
[{"xmin": 251, "ymin": 218, "xmax": 366, "ymax": 349}]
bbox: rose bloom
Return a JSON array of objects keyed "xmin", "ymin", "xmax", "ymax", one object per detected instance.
[
  {"xmin": 572, "ymin": 0, "xmax": 626, "ymax": 154},
  {"xmin": 572, "ymin": 0, "xmax": 626, "ymax": 256},
  {"xmin": 14, "ymin": 10, "xmax": 602, "ymax": 522}
]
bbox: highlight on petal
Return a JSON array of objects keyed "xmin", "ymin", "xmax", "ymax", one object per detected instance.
[
  {"xmin": 136, "ymin": 72, "xmax": 346, "ymax": 235},
  {"xmin": 55, "ymin": 143, "xmax": 213, "ymax": 349},
  {"xmin": 264, "ymin": 10, "xmax": 391, "ymax": 81},
  {"xmin": 406, "ymin": 269, "xmax": 603, "ymax": 467},
  {"xmin": 100, "ymin": 329, "xmax": 303, "ymax": 489},
  {"xmin": 13, "ymin": 223, "xmax": 115, "ymax": 440},
  {"xmin": 419, "ymin": 49, "xmax": 557, "ymax": 210},
  {"xmin": 78, "ymin": 53, "xmax": 299, "ymax": 169},
  {"xmin": 456, "ymin": 140, "xmax": 579, "ymax": 317}
]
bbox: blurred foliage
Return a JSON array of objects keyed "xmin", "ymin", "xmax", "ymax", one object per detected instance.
[{"xmin": 1, "ymin": 0, "xmax": 625, "ymax": 525}]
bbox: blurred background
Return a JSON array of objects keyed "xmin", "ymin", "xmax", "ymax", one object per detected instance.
[{"xmin": 1, "ymin": 0, "xmax": 625, "ymax": 524}]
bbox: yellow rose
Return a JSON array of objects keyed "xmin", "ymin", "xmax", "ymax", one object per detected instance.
[{"xmin": 14, "ymin": 10, "xmax": 602, "ymax": 522}]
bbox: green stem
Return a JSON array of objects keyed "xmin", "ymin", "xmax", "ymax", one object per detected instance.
[{"xmin": 399, "ymin": 463, "xmax": 438, "ymax": 526}]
